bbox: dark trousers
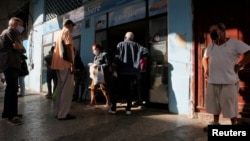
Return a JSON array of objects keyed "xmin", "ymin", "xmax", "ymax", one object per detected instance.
[
  {"xmin": 137, "ymin": 72, "xmax": 147, "ymax": 103},
  {"xmin": 2, "ymin": 67, "xmax": 19, "ymax": 119},
  {"xmin": 73, "ymin": 71, "xmax": 85, "ymax": 100},
  {"xmin": 46, "ymin": 68, "xmax": 57, "ymax": 95},
  {"xmin": 111, "ymin": 74, "xmax": 137, "ymax": 111}
]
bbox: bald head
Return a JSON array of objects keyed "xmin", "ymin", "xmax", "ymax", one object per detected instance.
[{"xmin": 125, "ymin": 32, "xmax": 134, "ymax": 40}]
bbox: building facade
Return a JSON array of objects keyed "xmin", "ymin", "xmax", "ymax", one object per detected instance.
[{"xmin": 2, "ymin": 0, "xmax": 249, "ymax": 119}]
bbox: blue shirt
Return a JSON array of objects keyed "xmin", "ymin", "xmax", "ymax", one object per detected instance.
[{"xmin": 114, "ymin": 40, "xmax": 148, "ymax": 75}]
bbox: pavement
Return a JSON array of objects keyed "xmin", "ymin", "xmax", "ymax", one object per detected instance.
[{"xmin": 0, "ymin": 90, "xmax": 211, "ymax": 141}]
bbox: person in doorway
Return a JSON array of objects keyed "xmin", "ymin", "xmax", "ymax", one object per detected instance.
[
  {"xmin": 0, "ymin": 73, "xmax": 5, "ymax": 92},
  {"xmin": 51, "ymin": 19, "xmax": 76, "ymax": 120},
  {"xmin": 44, "ymin": 46, "xmax": 57, "ymax": 99},
  {"xmin": 73, "ymin": 49, "xmax": 86, "ymax": 103},
  {"xmin": 202, "ymin": 22, "xmax": 250, "ymax": 131},
  {"xmin": 0, "ymin": 17, "xmax": 26, "ymax": 125},
  {"xmin": 85, "ymin": 43, "xmax": 111, "ymax": 110},
  {"xmin": 18, "ymin": 54, "xmax": 29, "ymax": 97},
  {"xmin": 109, "ymin": 31, "xmax": 148, "ymax": 115}
]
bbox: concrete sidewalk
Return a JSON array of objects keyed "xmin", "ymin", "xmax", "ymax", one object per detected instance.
[{"xmin": 0, "ymin": 91, "xmax": 209, "ymax": 141}]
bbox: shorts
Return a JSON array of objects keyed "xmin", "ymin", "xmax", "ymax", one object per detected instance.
[{"xmin": 205, "ymin": 83, "xmax": 239, "ymax": 118}]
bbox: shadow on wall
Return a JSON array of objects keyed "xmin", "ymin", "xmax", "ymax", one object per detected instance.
[{"xmin": 167, "ymin": 62, "xmax": 178, "ymax": 114}]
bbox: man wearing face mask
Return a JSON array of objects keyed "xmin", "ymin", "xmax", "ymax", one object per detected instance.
[
  {"xmin": 202, "ymin": 23, "xmax": 250, "ymax": 131},
  {"xmin": 0, "ymin": 17, "xmax": 26, "ymax": 125}
]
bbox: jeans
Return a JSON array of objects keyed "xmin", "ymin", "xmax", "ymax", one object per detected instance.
[{"xmin": 18, "ymin": 76, "xmax": 25, "ymax": 96}]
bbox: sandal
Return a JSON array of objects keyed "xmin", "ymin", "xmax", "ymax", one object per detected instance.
[{"xmin": 203, "ymin": 121, "xmax": 220, "ymax": 132}]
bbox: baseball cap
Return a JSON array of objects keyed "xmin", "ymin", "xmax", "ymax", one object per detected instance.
[{"xmin": 63, "ymin": 19, "xmax": 75, "ymax": 26}]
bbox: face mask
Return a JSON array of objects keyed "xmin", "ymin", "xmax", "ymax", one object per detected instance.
[
  {"xmin": 93, "ymin": 50, "xmax": 99, "ymax": 55},
  {"xmin": 210, "ymin": 31, "xmax": 218, "ymax": 40},
  {"xmin": 16, "ymin": 25, "xmax": 24, "ymax": 33}
]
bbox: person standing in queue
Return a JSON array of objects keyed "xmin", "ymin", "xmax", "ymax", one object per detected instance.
[
  {"xmin": 44, "ymin": 46, "xmax": 57, "ymax": 99},
  {"xmin": 109, "ymin": 32, "xmax": 149, "ymax": 115},
  {"xmin": 0, "ymin": 17, "xmax": 26, "ymax": 125},
  {"xmin": 202, "ymin": 22, "xmax": 250, "ymax": 131},
  {"xmin": 51, "ymin": 19, "xmax": 76, "ymax": 120}
]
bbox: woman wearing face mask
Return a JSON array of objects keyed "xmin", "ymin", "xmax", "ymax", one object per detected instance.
[{"xmin": 85, "ymin": 43, "xmax": 111, "ymax": 110}]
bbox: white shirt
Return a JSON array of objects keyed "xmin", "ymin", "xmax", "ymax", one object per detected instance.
[{"xmin": 204, "ymin": 38, "xmax": 250, "ymax": 84}]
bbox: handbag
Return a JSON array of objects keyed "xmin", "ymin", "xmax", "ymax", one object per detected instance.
[
  {"xmin": 19, "ymin": 60, "xmax": 29, "ymax": 76},
  {"xmin": 59, "ymin": 40, "xmax": 71, "ymax": 62},
  {"xmin": 93, "ymin": 66, "xmax": 105, "ymax": 85}
]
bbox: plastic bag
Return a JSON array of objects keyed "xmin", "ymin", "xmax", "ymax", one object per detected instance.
[{"xmin": 93, "ymin": 66, "xmax": 105, "ymax": 85}]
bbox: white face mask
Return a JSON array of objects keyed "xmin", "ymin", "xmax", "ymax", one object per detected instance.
[
  {"xmin": 93, "ymin": 50, "xmax": 99, "ymax": 56},
  {"xmin": 16, "ymin": 25, "xmax": 24, "ymax": 33}
]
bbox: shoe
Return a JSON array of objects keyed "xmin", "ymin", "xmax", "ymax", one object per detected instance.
[
  {"xmin": 46, "ymin": 93, "xmax": 52, "ymax": 98},
  {"xmin": 2, "ymin": 114, "xmax": 22, "ymax": 119},
  {"xmin": 84, "ymin": 105, "xmax": 95, "ymax": 110},
  {"xmin": 58, "ymin": 114, "xmax": 76, "ymax": 120},
  {"xmin": 125, "ymin": 111, "xmax": 131, "ymax": 115},
  {"xmin": 108, "ymin": 109, "xmax": 116, "ymax": 114},
  {"xmin": 102, "ymin": 105, "xmax": 112, "ymax": 110},
  {"xmin": 77, "ymin": 99, "xmax": 83, "ymax": 103},
  {"xmin": 133, "ymin": 101, "xmax": 143, "ymax": 106},
  {"xmin": 8, "ymin": 117, "xmax": 22, "ymax": 125},
  {"xmin": 203, "ymin": 121, "xmax": 220, "ymax": 132},
  {"xmin": 17, "ymin": 114, "xmax": 23, "ymax": 118}
]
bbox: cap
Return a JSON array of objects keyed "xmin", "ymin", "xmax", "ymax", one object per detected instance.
[{"xmin": 63, "ymin": 19, "xmax": 75, "ymax": 26}]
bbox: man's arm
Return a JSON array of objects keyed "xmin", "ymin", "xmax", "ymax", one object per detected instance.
[
  {"xmin": 202, "ymin": 56, "xmax": 209, "ymax": 78},
  {"xmin": 235, "ymin": 50, "xmax": 250, "ymax": 72}
]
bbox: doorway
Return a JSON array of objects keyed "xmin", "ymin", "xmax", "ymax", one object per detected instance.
[
  {"xmin": 107, "ymin": 20, "xmax": 147, "ymax": 61},
  {"xmin": 106, "ymin": 20, "xmax": 148, "ymax": 103}
]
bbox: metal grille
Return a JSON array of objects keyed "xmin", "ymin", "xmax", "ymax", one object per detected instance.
[{"xmin": 45, "ymin": 0, "xmax": 83, "ymax": 21}]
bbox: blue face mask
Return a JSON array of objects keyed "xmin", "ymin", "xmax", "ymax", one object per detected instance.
[{"xmin": 16, "ymin": 25, "xmax": 24, "ymax": 33}]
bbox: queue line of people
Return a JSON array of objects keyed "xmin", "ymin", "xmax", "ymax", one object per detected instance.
[{"xmin": 0, "ymin": 17, "xmax": 149, "ymax": 125}]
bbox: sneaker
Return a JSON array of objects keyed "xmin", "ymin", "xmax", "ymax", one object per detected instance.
[
  {"xmin": 2, "ymin": 114, "xmax": 22, "ymax": 119},
  {"xmin": 203, "ymin": 121, "xmax": 220, "ymax": 132},
  {"xmin": 77, "ymin": 99, "xmax": 83, "ymax": 103},
  {"xmin": 46, "ymin": 93, "xmax": 52, "ymax": 99},
  {"xmin": 84, "ymin": 105, "xmax": 95, "ymax": 110},
  {"xmin": 58, "ymin": 114, "xmax": 76, "ymax": 120},
  {"xmin": 108, "ymin": 109, "xmax": 116, "ymax": 114},
  {"xmin": 8, "ymin": 117, "xmax": 22, "ymax": 125},
  {"xmin": 125, "ymin": 111, "xmax": 131, "ymax": 115}
]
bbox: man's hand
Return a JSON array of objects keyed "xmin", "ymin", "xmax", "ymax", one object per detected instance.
[
  {"xmin": 204, "ymin": 70, "xmax": 208, "ymax": 79},
  {"xmin": 234, "ymin": 64, "xmax": 242, "ymax": 73},
  {"xmin": 70, "ymin": 65, "xmax": 75, "ymax": 74},
  {"xmin": 13, "ymin": 41, "xmax": 24, "ymax": 49}
]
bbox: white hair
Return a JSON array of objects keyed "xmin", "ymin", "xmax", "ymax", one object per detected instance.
[
  {"xmin": 8, "ymin": 17, "xmax": 22, "ymax": 26},
  {"xmin": 125, "ymin": 32, "xmax": 134, "ymax": 40}
]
